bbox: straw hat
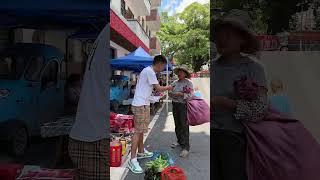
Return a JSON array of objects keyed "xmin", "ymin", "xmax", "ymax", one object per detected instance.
[
  {"xmin": 213, "ymin": 9, "xmax": 260, "ymax": 54},
  {"xmin": 174, "ymin": 65, "xmax": 191, "ymax": 79}
]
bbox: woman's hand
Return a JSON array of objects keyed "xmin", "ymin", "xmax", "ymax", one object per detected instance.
[
  {"xmin": 213, "ymin": 96, "xmax": 236, "ymax": 110},
  {"xmin": 175, "ymin": 92, "xmax": 184, "ymax": 97}
]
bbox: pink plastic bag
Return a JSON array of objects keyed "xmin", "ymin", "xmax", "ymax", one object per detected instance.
[{"xmin": 187, "ymin": 97, "xmax": 210, "ymax": 126}]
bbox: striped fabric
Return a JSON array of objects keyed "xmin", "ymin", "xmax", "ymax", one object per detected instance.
[
  {"xmin": 131, "ymin": 105, "xmax": 151, "ymax": 133},
  {"xmin": 68, "ymin": 138, "xmax": 110, "ymax": 180}
]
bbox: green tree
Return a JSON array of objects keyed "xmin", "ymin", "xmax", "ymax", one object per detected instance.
[
  {"xmin": 158, "ymin": 2, "xmax": 209, "ymax": 72},
  {"xmin": 261, "ymin": 0, "xmax": 311, "ymax": 33},
  {"xmin": 313, "ymin": 2, "xmax": 320, "ymax": 30}
]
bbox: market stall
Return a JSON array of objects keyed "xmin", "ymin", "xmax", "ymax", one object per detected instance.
[
  {"xmin": 109, "ymin": 47, "xmax": 173, "ymax": 169},
  {"xmin": 111, "ymin": 47, "xmax": 172, "ymax": 114}
]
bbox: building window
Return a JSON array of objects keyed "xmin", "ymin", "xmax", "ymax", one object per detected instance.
[
  {"xmin": 121, "ymin": 0, "xmax": 126, "ymax": 17},
  {"xmin": 126, "ymin": 8, "xmax": 134, "ymax": 19},
  {"xmin": 142, "ymin": 18, "xmax": 145, "ymax": 29},
  {"xmin": 110, "ymin": 48, "xmax": 117, "ymax": 59},
  {"xmin": 146, "ymin": 26, "xmax": 148, "ymax": 35}
]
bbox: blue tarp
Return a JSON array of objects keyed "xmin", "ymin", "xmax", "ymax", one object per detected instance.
[
  {"xmin": 111, "ymin": 47, "xmax": 172, "ymax": 72},
  {"xmin": 0, "ymin": 0, "xmax": 108, "ymax": 29}
]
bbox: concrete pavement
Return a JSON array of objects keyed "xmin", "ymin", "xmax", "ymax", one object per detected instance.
[
  {"xmin": 124, "ymin": 78, "xmax": 210, "ymax": 180},
  {"xmin": 124, "ymin": 104, "xmax": 210, "ymax": 180}
]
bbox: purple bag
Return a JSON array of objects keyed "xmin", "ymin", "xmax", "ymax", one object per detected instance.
[
  {"xmin": 243, "ymin": 113, "xmax": 320, "ymax": 180},
  {"xmin": 187, "ymin": 97, "xmax": 210, "ymax": 126},
  {"xmin": 234, "ymin": 77, "xmax": 320, "ymax": 180}
]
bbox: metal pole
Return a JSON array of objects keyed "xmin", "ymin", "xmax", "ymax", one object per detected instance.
[{"xmin": 166, "ymin": 60, "xmax": 169, "ymax": 113}]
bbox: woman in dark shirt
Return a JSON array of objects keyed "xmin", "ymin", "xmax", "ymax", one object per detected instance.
[{"xmin": 212, "ymin": 9, "xmax": 268, "ymax": 180}]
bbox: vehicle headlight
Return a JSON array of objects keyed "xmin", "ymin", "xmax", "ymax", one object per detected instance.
[{"xmin": 0, "ymin": 89, "xmax": 10, "ymax": 98}]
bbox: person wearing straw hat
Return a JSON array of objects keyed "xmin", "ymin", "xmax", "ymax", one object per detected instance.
[
  {"xmin": 211, "ymin": 9, "xmax": 268, "ymax": 180},
  {"xmin": 169, "ymin": 65, "xmax": 194, "ymax": 158}
]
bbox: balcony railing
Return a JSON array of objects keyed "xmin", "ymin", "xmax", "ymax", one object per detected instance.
[
  {"xmin": 146, "ymin": 9, "xmax": 160, "ymax": 21},
  {"xmin": 126, "ymin": 19, "xmax": 150, "ymax": 47},
  {"xmin": 150, "ymin": 36, "xmax": 160, "ymax": 51},
  {"xmin": 150, "ymin": 0, "xmax": 161, "ymax": 8}
]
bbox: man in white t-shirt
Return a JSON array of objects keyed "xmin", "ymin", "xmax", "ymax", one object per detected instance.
[{"xmin": 128, "ymin": 55, "xmax": 173, "ymax": 174}]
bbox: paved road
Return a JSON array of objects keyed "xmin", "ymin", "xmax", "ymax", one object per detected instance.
[{"xmin": 125, "ymin": 78, "xmax": 210, "ymax": 180}]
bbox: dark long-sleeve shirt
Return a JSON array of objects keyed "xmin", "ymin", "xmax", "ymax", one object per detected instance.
[{"xmin": 211, "ymin": 56, "xmax": 268, "ymax": 133}]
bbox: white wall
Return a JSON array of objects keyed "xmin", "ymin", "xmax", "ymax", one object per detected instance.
[
  {"xmin": 259, "ymin": 51, "xmax": 320, "ymax": 142},
  {"xmin": 14, "ymin": 29, "xmax": 35, "ymax": 43},
  {"xmin": 111, "ymin": 41, "xmax": 130, "ymax": 58},
  {"xmin": 110, "ymin": 0, "xmax": 121, "ymax": 14}
]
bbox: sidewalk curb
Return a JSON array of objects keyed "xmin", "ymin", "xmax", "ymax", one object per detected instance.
[{"xmin": 114, "ymin": 103, "xmax": 167, "ymax": 180}]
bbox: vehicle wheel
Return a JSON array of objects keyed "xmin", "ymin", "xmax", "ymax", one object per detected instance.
[
  {"xmin": 8, "ymin": 125, "xmax": 28, "ymax": 157},
  {"xmin": 111, "ymin": 101, "xmax": 120, "ymax": 113}
]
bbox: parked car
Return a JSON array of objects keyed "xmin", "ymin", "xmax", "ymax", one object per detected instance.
[{"xmin": 0, "ymin": 43, "xmax": 65, "ymax": 156}]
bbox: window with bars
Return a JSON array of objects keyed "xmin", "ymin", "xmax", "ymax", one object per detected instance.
[
  {"xmin": 142, "ymin": 18, "xmax": 145, "ymax": 29},
  {"xmin": 126, "ymin": 8, "xmax": 134, "ymax": 19},
  {"xmin": 121, "ymin": 0, "xmax": 126, "ymax": 17},
  {"xmin": 146, "ymin": 26, "xmax": 149, "ymax": 35},
  {"xmin": 110, "ymin": 48, "xmax": 117, "ymax": 59}
]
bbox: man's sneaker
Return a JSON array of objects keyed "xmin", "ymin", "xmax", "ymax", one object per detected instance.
[
  {"xmin": 171, "ymin": 142, "xmax": 180, "ymax": 148},
  {"xmin": 137, "ymin": 149, "xmax": 154, "ymax": 159},
  {"xmin": 179, "ymin": 149, "xmax": 189, "ymax": 158},
  {"xmin": 128, "ymin": 159, "xmax": 143, "ymax": 174}
]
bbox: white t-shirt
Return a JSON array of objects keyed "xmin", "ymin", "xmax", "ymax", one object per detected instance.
[
  {"xmin": 132, "ymin": 66, "xmax": 159, "ymax": 106},
  {"xmin": 69, "ymin": 24, "xmax": 110, "ymax": 142}
]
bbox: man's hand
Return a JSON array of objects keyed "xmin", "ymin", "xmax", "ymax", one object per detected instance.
[{"xmin": 167, "ymin": 85, "xmax": 173, "ymax": 91}]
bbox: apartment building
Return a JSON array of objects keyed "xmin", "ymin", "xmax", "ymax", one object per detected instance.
[{"xmin": 110, "ymin": 0, "xmax": 161, "ymax": 59}]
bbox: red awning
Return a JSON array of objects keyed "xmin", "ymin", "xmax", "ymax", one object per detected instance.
[{"xmin": 110, "ymin": 10, "xmax": 149, "ymax": 52}]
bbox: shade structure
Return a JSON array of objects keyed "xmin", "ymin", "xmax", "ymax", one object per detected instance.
[{"xmin": 111, "ymin": 47, "xmax": 172, "ymax": 72}]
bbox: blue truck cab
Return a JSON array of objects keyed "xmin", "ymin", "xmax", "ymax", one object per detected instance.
[
  {"xmin": 0, "ymin": 43, "xmax": 65, "ymax": 156},
  {"xmin": 110, "ymin": 75, "xmax": 131, "ymax": 112}
]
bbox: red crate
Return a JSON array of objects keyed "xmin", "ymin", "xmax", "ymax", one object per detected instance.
[
  {"xmin": 161, "ymin": 166, "xmax": 186, "ymax": 180},
  {"xmin": 0, "ymin": 164, "xmax": 23, "ymax": 180}
]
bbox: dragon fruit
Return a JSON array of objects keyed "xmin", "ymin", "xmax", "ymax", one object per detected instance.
[
  {"xmin": 233, "ymin": 76, "xmax": 259, "ymax": 100},
  {"xmin": 183, "ymin": 86, "xmax": 193, "ymax": 94}
]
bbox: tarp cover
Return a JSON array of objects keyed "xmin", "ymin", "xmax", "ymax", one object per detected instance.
[{"xmin": 111, "ymin": 47, "xmax": 172, "ymax": 72}]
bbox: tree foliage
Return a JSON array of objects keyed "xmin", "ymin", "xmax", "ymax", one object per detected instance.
[
  {"xmin": 211, "ymin": 0, "xmax": 310, "ymax": 34},
  {"xmin": 157, "ymin": 2, "xmax": 209, "ymax": 72}
]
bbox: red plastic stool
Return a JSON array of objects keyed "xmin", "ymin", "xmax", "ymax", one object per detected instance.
[
  {"xmin": 161, "ymin": 166, "xmax": 186, "ymax": 180},
  {"xmin": 0, "ymin": 164, "xmax": 23, "ymax": 180}
]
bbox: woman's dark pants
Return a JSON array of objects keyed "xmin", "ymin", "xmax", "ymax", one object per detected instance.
[
  {"xmin": 172, "ymin": 102, "xmax": 190, "ymax": 151},
  {"xmin": 212, "ymin": 129, "xmax": 247, "ymax": 180}
]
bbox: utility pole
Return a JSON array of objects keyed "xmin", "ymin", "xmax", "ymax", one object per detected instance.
[{"xmin": 297, "ymin": 1, "xmax": 305, "ymax": 51}]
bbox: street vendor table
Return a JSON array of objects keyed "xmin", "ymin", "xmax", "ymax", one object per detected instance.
[{"xmin": 40, "ymin": 116, "xmax": 75, "ymax": 168}]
